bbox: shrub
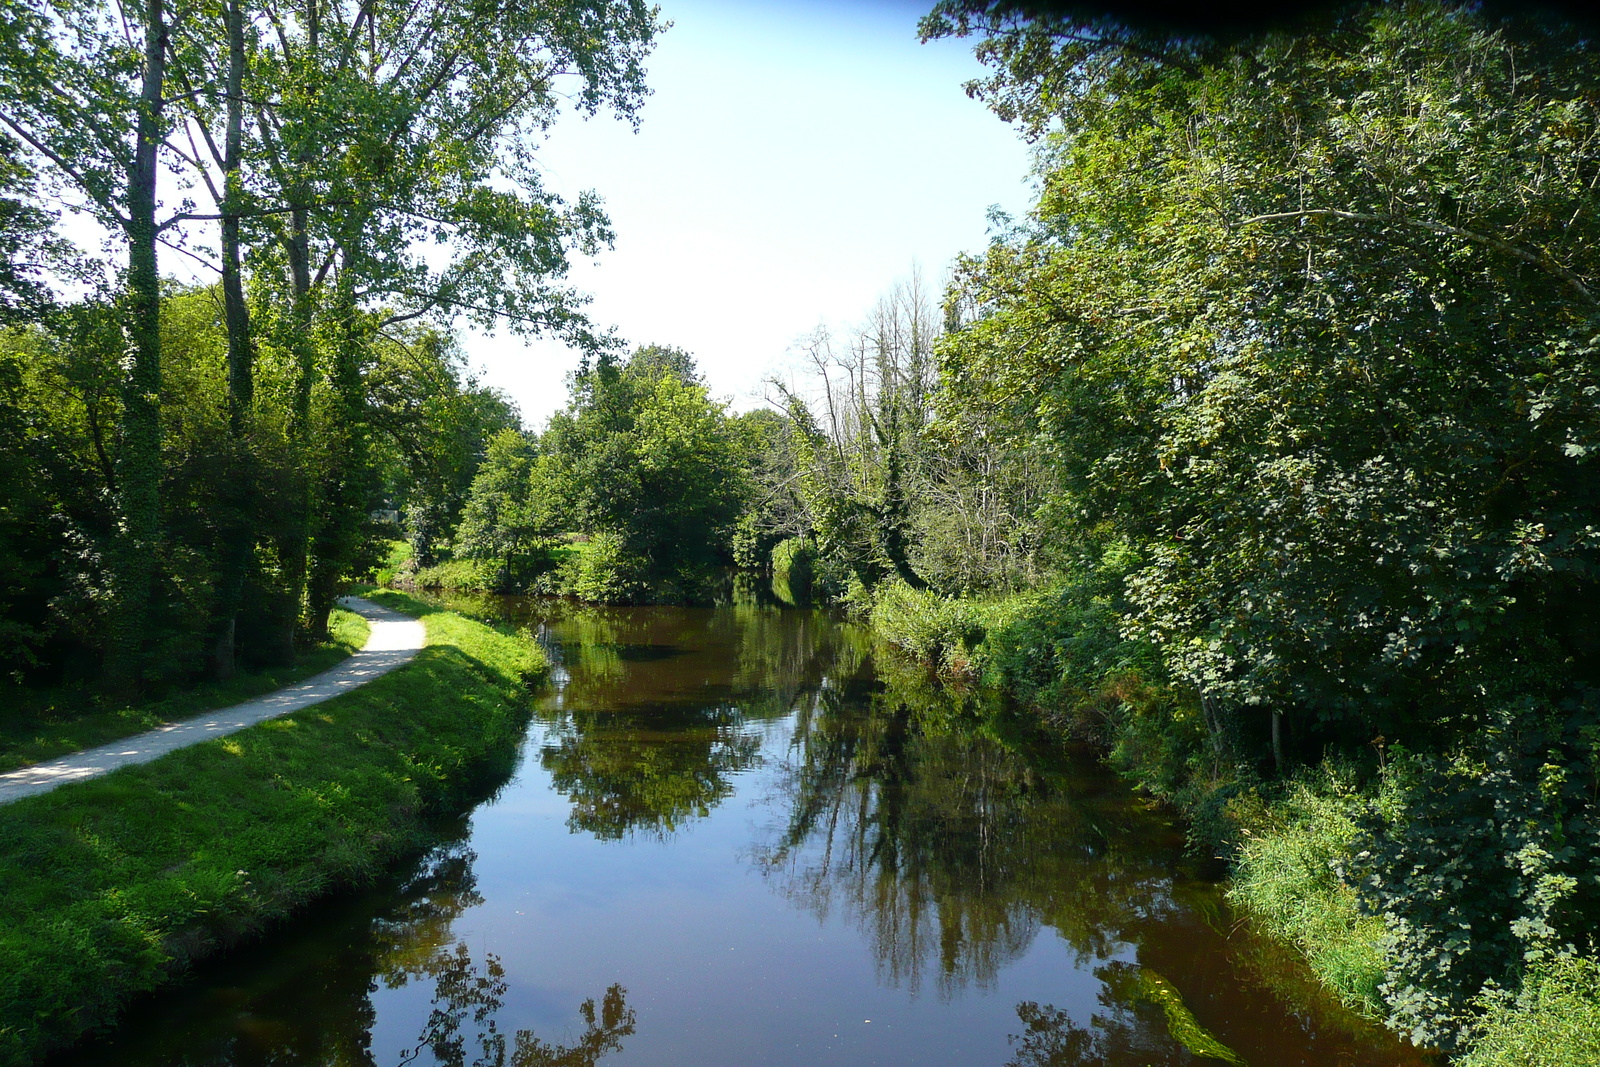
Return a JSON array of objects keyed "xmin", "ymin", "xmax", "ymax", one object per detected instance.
[
  {"xmin": 1350, "ymin": 710, "xmax": 1600, "ymax": 1050},
  {"xmin": 869, "ymin": 580, "xmax": 990, "ymax": 674},
  {"xmin": 770, "ymin": 537, "xmax": 815, "ymax": 606},
  {"xmin": 1462, "ymin": 955, "xmax": 1600, "ymax": 1067},
  {"xmin": 558, "ymin": 531, "xmax": 650, "ymax": 604}
]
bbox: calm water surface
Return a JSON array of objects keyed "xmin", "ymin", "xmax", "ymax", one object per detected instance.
[{"xmin": 55, "ymin": 594, "xmax": 1430, "ymax": 1067}]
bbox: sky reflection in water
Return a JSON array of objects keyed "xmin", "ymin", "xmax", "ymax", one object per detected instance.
[{"xmin": 52, "ymin": 595, "xmax": 1428, "ymax": 1067}]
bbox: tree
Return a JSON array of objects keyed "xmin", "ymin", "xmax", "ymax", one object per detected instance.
[
  {"xmin": 775, "ymin": 280, "xmax": 938, "ymax": 593},
  {"xmin": 0, "ymin": 0, "xmax": 179, "ymax": 688},
  {"xmin": 540, "ymin": 345, "xmax": 748, "ymax": 598},
  {"xmin": 455, "ymin": 428, "xmax": 562, "ymax": 588},
  {"xmin": 245, "ymin": 0, "xmax": 661, "ymax": 635},
  {"xmin": 926, "ymin": 2, "xmax": 1600, "ymax": 758}
]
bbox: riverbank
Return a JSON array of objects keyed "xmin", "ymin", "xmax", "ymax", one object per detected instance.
[
  {"xmin": 865, "ymin": 579, "xmax": 1600, "ymax": 1067},
  {"xmin": 0, "ymin": 607, "xmax": 369, "ymax": 776},
  {"xmin": 0, "ymin": 590, "xmax": 546, "ymax": 1067}
]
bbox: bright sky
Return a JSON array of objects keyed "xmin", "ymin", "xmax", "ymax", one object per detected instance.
[{"xmin": 475, "ymin": 0, "xmax": 1034, "ymax": 428}]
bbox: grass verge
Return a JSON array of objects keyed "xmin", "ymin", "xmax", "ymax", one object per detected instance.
[
  {"xmin": 0, "ymin": 590, "xmax": 544, "ymax": 1066},
  {"xmin": 0, "ymin": 607, "xmax": 369, "ymax": 776},
  {"xmin": 1227, "ymin": 769, "xmax": 1388, "ymax": 1019}
]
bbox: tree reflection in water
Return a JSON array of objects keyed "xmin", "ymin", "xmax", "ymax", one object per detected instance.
[
  {"xmin": 381, "ymin": 847, "xmax": 635, "ymax": 1067},
  {"xmin": 539, "ymin": 704, "xmax": 763, "ymax": 839},
  {"xmin": 756, "ymin": 662, "xmax": 1188, "ymax": 1000},
  {"xmin": 1005, "ymin": 1000, "xmax": 1158, "ymax": 1067},
  {"xmin": 50, "ymin": 840, "xmax": 635, "ymax": 1067},
  {"xmin": 531, "ymin": 600, "xmax": 866, "ymax": 842}
]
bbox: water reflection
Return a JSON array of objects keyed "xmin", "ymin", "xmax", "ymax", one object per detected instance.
[
  {"xmin": 53, "ymin": 594, "xmax": 1429, "ymax": 1067},
  {"xmin": 756, "ymin": 666, "xmax": 1191, "ymax": 998},
  {"xmin": 50, "ymin": 841, "xmax": 635, "ymax": 1067},
  {"xmin": 527, "ymin": 599, "xmax": 867, "ymax": 841},
  {"xmin": 538, "ymin": 703, "xmax": 763, "ymax": 839}
]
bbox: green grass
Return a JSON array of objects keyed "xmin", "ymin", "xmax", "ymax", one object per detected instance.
[
  {"xmin": 1227, "ymin": 768, "xmax": 1389, "ymax": 1019},
  {"xmin": 0, "ymin": 607, "xmax": 369, "ymax": 775},
  {"xmin": 0, "ymin": 590, "xmax": 545, "ymax": 1066}
]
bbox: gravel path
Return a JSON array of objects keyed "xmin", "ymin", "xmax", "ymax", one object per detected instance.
[{"xmin": 0, "ymin": 596, "xmax": 425, "ymax": 806}]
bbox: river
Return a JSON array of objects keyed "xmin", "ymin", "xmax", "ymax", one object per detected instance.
[{"xmin": 52, "ymin": 592, "xmax": 1430, "ymax": 1067}]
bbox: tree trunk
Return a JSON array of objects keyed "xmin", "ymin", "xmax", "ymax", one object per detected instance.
[
  {"xmin": 267, "ymin": 0, "xmax": 320, "ymax": 655},
  {"xmin": 211, "ymin": 0, "xmax": 254, "ymax": 679},
  {"xmin": 1271, "ymin": 709, "xmax": 1284, "ymax": 775},
  {"xmin": 278, "ymin": 208, "xmax": 316, "ymax": 655},
  {"xmin": 306, "ymin": 270, "xmax": 371, "ymax": 639},
  {"xmin": 108, "ymin": 0, "xmax": 168, "ymax": 693}
]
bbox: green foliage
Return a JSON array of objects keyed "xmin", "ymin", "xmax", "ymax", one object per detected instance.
[
  {"xmin": 909, "ymin": 10, "xmax": 1600, "ymax": 1043},
  {"xmin": 770, "ymin": 536, "xmax": 815, "ymax": 606},
  {"xmin": 0, "ymin": 0, "xmax": 664, "ymax": 682},
  {"xmin": 1350, "ymin": 710, "xmax": 1600, "ymax": 1050},
  {"xmin": 532, "ymin": 346, "xmax": 749, "ymax": 601},
  {"xmin": 410, "ymin": 557, "xmax": 507, "ymax": 594},
  {"xmin": 1462, "ymin": 955, "xmax": 1600, "ymax": 1067},
  {"xmin": 869, "ymin": 580, "xmax": 992, "ymax": 675},
  {"xmin": 1116, "ymin": 969, "xmax": 1246, "ymax": 1066},
  {"xmin": 929, "ymin": 1, "xmax": 1600, "ymax": 752},
  {"xmin": 0, "ymin": 592, "xmax": 545, "ymax": 1065},
  {"xmin": 558, "ymin": 532, "xmax": 650, "ymax": 604},
  {"xmin": 452, "ymin": 428, "xmax": 562, "ymax": 590},
  {"xmin": 1229, "ymin": 768, "xmax": 1389, "ymax": 1018}
]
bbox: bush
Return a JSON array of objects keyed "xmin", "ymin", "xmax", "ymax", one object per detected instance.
[
  {"xmin": 558, "ymin": 531, "xmax": 650, "ymax": 604},
  {"xmin": 770, "ymin": 537, "xmax": 815, "ymax": 606},
  {"xmin": 1462, "ymin": 955, "xmax": 1600, "ymax": 1067},
  {"xmin": 1351, "ymin": 711, "xmax": 1600, "ymax": 1051},
  {"xmin": 869, "ymin": 580, "xmax": 991, "ymax": 675},
  {"xmin": 411, "ymin": 557, "xmax": 502, "ymax": 593}
]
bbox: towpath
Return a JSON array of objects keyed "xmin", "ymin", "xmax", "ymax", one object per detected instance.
[{"xmin": 0, "ymin": 596, "xmax": 424, "ymax": 806}]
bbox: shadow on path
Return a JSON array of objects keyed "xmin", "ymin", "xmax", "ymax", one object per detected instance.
[{"xmin": 0, "ymin": 597, "xmax": 425, "ymax": 805}]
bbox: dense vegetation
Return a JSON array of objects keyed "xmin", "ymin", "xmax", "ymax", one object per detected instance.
[
  {"xmin": 5, "ymin": 0, "xmax": 1600, "ymax": 1059},
  {"xmin": 428, "ymin": 344, "xmax": 758, "ymax": 601},
  {"xmin": 0, "ymin": 0, "xmax": 660, "ymax": 697}
]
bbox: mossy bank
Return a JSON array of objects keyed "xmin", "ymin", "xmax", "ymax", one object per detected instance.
[{"xmin": 0, "ymin": 590, "xmax": 546, "ymax": 1067}]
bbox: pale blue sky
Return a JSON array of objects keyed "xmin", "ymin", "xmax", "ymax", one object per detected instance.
[{"xmin": 475, "ymin": 0, "xmax": 1033, "ymax": 426}]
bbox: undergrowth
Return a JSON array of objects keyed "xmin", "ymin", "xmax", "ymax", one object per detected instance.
[{"xmin": 1227, "ymin": 767, "xmax": 1388, "ymax": 1019}]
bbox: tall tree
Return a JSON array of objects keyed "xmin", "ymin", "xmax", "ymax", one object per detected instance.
[
  {"xmin": 0, "ymin": 0, "xmax": 179, "ymax": 689},
  {"xmin": 246, "ymin": 0, "xmax": 661, "ymax": 635},
  {"xmin": 925, "ymin": 2, "xmax": 1600, "ymax": 751}
]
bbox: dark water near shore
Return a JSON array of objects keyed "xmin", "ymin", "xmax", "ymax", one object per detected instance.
[{"xmin": 54, "ymin": 593, "xmax": 1429, "ymax": 1067}]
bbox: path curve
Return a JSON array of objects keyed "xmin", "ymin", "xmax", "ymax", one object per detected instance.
[{"xmin": 0, "ymin": 596, "xmax": 425, "ymax": 806}]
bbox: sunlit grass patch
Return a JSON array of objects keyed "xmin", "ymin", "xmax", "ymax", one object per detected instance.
[
  {"xmin": 0, "ymin": 593, "xmax": 545, "ymax": 1065},
  {"xmin": 1228, "ymin": 767, "xmax": 1387, "ymax": 1019}
]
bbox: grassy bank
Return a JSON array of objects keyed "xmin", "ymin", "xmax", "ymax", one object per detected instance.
[
  {"xmin": 866, "ymin": 579, "xmax": 1600, "ymax": 1065},
  {"xmin": 0, "ymin": 607, "xmax": 369, "ymax": 776},
  {"xmin": 0, "ymin": 590, "xmax": 545, "ymax": 1066},
  {"xmin": 1226, "ymin": 770, "xmax": 1388, "ymax": 1017}
]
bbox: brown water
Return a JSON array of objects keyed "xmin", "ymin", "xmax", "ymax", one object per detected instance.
[{"xmin": 54, "ymin": 593, "xmax": 1430, "ymax": 1067}]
